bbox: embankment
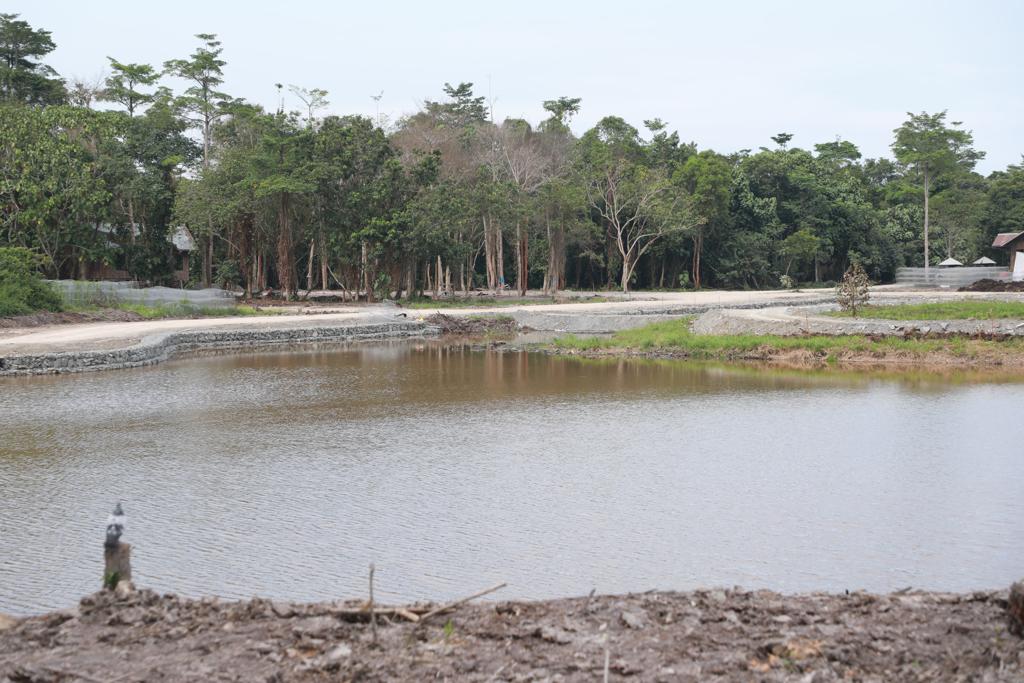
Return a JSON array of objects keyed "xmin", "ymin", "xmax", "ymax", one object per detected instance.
[{"xmin": 0, "ymin": 319, "xmax": 437, "ymax": 376}]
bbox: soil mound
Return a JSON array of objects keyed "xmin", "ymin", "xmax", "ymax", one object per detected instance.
[
  {"xmin": 959, "ymin": 279, "xmax": 1024, "ymax": 292},
  {"xmin": 424, "ymin": 313, "xmax": 519, "ymax": 336}
]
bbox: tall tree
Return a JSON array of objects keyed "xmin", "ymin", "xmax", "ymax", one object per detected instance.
[
  {"xmin": 101, "ymin": 58, "xmax": 160, "ymax": 117},
  {"xmin": 164, "ymin": 34, "xmax": 231, "ymax": 167},
  {"xmin": 892, "ymin": 111, "xmax": 984, "ymax": 272},
  {"xmin": 164, "ymin": 33, "xmax": 232, "ymax": 285},
  {"xmin": 0, "ymin": 13, "xmax": 65, "ymax": 105},
  {"xmin": 678, "ymin": 151, "xmax": 732, "ymax": 288}
]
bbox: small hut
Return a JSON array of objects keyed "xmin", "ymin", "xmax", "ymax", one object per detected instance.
[
  {"xmin": 937, "ymin": 257, "xmax": 963, "ymax": 267},
  {"xmin": 168, "ymin": 226, "xmax": 195, "ymax": 284},
  {"xmin": 972, "ymin": 256, "xmax": 996, "ymax": 266},
  {"xmin": 992, "ymin": 232, "xmax": 1024, "ymax": 281}
]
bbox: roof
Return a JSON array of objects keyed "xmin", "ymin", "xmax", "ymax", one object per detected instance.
[
  {"xmin": 973, "ymin": 256, "xmax": 996, "ymax": 265},
  {"xmin": 937, "ymin": 257, "xmax": 963, "ymax": 267},
  {"xmin": 97, "ymin": 223, "xmax": 140, "ymax": 237},
  {"xmin": 992, "ymin": 232, "xmax": 1024, "ymax": 248},
  {"xmin": 169, "ymin": 226, "xmax": 195, "ymax": 252}
]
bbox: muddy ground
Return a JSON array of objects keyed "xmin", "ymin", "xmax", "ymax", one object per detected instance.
[{"xmin": 0, "ymin": 587, "xmax": 1020, "ymax": 682}]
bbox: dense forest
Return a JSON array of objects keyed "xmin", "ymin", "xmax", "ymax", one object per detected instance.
[{"xmin": 2, "ymin": 14, "xmax": 1024, "ymax": 299}]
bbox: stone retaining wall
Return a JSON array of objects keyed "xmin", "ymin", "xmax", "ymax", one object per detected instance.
[{"xmin": 0, "ymin": 321, "xmax": 438, "ymax": 377}]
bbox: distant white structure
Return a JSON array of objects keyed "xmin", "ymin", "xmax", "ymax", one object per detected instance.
[
  {"xmin": 937, "ymin": 257, "xmax": 963, "ymax": 267},
  {"xmin": 972, "ymin": 256, "xmax": 996, "ymax": 265}
]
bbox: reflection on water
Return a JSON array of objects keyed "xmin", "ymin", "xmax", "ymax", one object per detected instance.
[{"xmin": 1, "ymin": 342, "xmax": 1022, "ymax": 615}]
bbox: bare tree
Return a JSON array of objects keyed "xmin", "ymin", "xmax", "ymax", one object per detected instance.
[
  {"xmin": 66, "ymin": 72, "xmax": 106, "ymax": 108},
  {"xmin": 486, "ymin": 120, "xmax": 551, "ymax": 295},
  {"xmin": 588, "ymin": 161, "xmax": 695, "ymax": 292}
]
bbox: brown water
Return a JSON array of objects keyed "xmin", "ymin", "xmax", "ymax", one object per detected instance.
[{"xmin": 1, "ymin": 343, "xmax": 1022, "ymax": 615}]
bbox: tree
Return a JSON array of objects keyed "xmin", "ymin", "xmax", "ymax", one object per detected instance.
[
  {"xmin": 586, "ymin": 158, "xmax": 693, "ymax": 292},
  {"xmin": 0, "ymin": 106, "xmax": 114, "ymax": 275},
  {"xmin": 541, "ymin": 96, "xmax": 581, "ymax": 127},
  {"xmin": 289, "ymin": 85, "xmax": 329, "ymax": 128},
  {"xmin": 983, "ymin": 161, "xmax": 1024, "ymax": 242},
  {"xmin": 771, "ymin": 133, "xmax": 793, "ymax": 150},
  {"xmin": 164, "ymin": 34, "xmax": 231, "ymax": 167},
  {"xmin": 0, "ymin": 13, "xmax": 65, "ymax": 105},
  {"xmin": 932, "ymin": 179, "xmax": 986, "ymax": 261},
  {"xmin": 836, "ymin": 262, "xmax": 870, "ymax": 315},
  {"xmin": 891, "ymin": 111, "xmax": 984, "ymax": 272},
  {"xmin": 164, "ymin": 33, "xmax": 232, "ymax": 285},
  {"xmin": 679, "ymin": 151, "xmax": 731, "ymax": 288},
  {"xmin": 779, "ymin": 227, "xmax": 821, "ymax": 278},
  {"xmin": 101, "ymin": 58, "xmax": 160, "ymax": 117}
]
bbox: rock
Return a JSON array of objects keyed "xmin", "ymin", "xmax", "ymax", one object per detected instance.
[
  {"xmin": 292, "ymin": 616, "xmax": 336, "ymax": 638},
  {"xmin": 708, "ymin": 590, "xmax": 728, "ymax": 604},
  {"xmin": 535, "ymin": 625, "xmax": 573, "ymax": 644},
  {"xmin": 326, "ymin": 643, "xmax": 352, "ymax": 660},
  {"xmin": 620, "ymin": 610, "xmax": 646, "ymax": 629},
  {"xmin": 271, "ymin": 601, "xmax": 296, "ymax": 618},
  {"xmin": 0, "ymin": 613, "xmax": 18, "ymax": 631},
  {"xmin": 114, "ymin": 580, "xmax": 135, "ymax": 600},
  {"xmin": 1009, "ymin": 581, "xmax": 1024, "ymax": 637}
]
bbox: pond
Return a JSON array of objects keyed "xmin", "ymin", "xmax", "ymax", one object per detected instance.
[{"xmin": 1, "ymin": 343, "xmax": 1022, "ymax": 615}]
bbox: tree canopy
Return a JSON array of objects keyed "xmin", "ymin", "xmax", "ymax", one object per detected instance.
[{"xmin": 2, "ymin": 15, "xmax": 1023, "ymax": 297}]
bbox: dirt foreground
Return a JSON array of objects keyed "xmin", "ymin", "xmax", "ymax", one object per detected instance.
[{"xmin": 1, "ymin": 586, "xmax": 1020, "ymax": 682}]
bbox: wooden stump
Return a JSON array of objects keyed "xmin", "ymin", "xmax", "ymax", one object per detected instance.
[
  {"xmin": 103, "ymin": 542, "xmax": 132, "ymax": 590},
  {"xmin": 1009, "ymin": 581, "xmax": 1024, "ymax": 637}
]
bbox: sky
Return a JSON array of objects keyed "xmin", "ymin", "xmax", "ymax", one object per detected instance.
[{"xmin": 9, "ymin": 0, "xmax": 1023, "ymax": 173}]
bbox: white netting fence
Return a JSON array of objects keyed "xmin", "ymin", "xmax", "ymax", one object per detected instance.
[{"xmin": 49, "ymin": 281, "xmax": 237, "ymax": 308}]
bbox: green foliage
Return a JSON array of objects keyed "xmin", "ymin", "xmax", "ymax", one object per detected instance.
[
  {"xmin": 2, "ymin": 18, "xmax": 1024, "ymax": 301},
  {"xmin": 0, "ymin": 246, "xmax": 62, "ymax": 316},
  {"xmin": 101, "ymin": 58, "xmax": 160, "ymax": 117},
  {"xmin": 0, "ymin": 13, "xmax": 65, "ymax": 105},
  {"xmin": 828, "ymin": 301, "xmax": 1024, "ymax": 320}
]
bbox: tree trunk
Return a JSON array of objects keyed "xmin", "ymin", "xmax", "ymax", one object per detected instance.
[
  {"xmin": 362, "ymin": 242, "xmax": 375, "ymax": 303},
  {"xmin": 692, "ymin": 233, "xmax": 703, "ymax": 289},
  {"xmin": 620, "ymin": 255, "xmax": 633, "ymax": 292},
  {"xmin": 544, "ymin": 220, "xmax": 566, "ymax": 296},
  {"xmin": 516, "ymin": 221, "xmax": 528, "ymax": 296},
  {"xmin": 306, "ymin": 241, "xmax": 315, "ymax": 292},
  {"xmin": 319, "ymin": 227, "xmax": 329, "ymax": 291},
  {"xmin": 276, "ymin": 194, "xmax": 296, "ymax": 299},
  {"xmin": 923, "ymin": 170, "xmax": 930, "ymax": 274}
]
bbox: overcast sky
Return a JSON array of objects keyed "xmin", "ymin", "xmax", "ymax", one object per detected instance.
[{"xmin": 10, "ymin": 0, "xmax": 1023, "ymax": 173}]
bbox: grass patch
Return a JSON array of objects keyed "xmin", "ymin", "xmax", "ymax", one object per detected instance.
[
  {"xmin": 69, "ymin": 302, "xmax": 282, "ymax": 320},
  {"xmin": 552, "ymin": 318, "xmax": 1024, "ymax": 360},
  {"xmin": 827, "ymin": 301, "xmax": 1024, "ymax": 320}
]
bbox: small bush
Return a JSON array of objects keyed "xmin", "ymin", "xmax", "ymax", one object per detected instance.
[
  {"xmin": 836, "ymin": 263, "xmax": 870, "ymax": 316},
  {"xmin": 0, "ymin": 247, "xmax": 63, "ymax": 316}
]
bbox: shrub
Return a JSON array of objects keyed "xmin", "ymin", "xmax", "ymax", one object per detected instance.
[
  {"xmin": 836, "ymin": 263, "xmax": 870, "ymax": 316},
  {"xmin": 0, "ymin": 247, "xmax": 64, "ymax": 316}
]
